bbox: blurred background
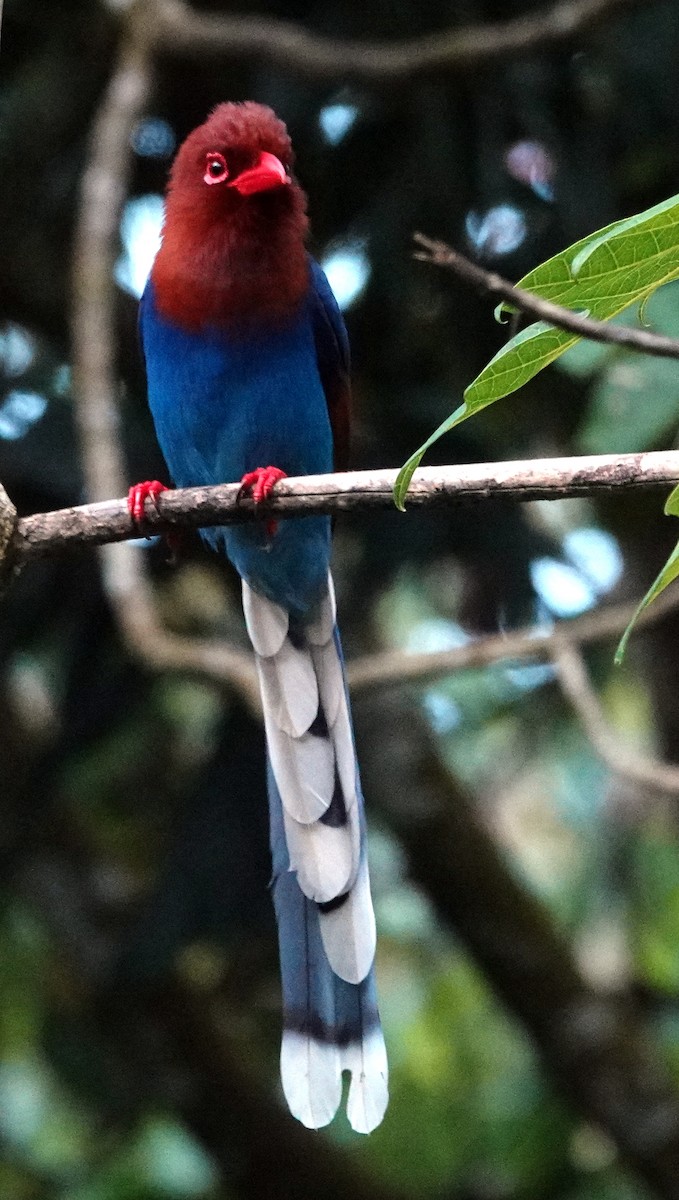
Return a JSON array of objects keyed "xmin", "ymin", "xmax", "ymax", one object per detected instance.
[{"xmin": 4, "ymin": 0, "xmax": 679, "ymax": 1197}]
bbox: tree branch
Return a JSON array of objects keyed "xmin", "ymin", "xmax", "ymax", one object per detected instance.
[
  {"xmin": 414, "ymin": 233, "xmax": 679, "ymax": 359},
  {"xmin": 10, "ymin": 451, "xmax": 679, "ymax": 562},
  {"xmin": 8, "ymin": 456, "xmax": 679, "ymax": 712},
  {"xmin": 348, "ymin": 585, "xmax": 679, "ymax": 693},
  {"xmin": 554, "ymin": 636, "xmax": 679, "ymax": 795},
  {"xmin": 155, "ymin": 0, "xmax": 644, "ymax": 81}
]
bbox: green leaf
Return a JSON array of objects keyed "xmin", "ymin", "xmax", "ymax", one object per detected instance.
[
  {"xmin": 393, "ymin": 402, "xmax": 467, "ymax": 509},
  {"xmin": 638, "ymin": 292, "xmax": 652, "ymax": 326},
  {"xmin": 497, "ymin": 216, "xmax": 626, "ymax": 313},
  {"xmin": 467, "ymin": 194, "xmax": 679, "ymax": 413},
  {"xmin": 461, "ymin": 323, "xmax": 577, "ymax": 416},
  {"xmin": 615, "ymin": 533, "xmax": 679, "ymax": 664},
  {"xmin": 569, "ymin": 192, "xmax": 679, "ymax": 276},
  {"xmin": 396, "ymin": 194, "xmax": 679, "ymax": 503},
  {"xmin": 615, "ymin": 477, "xmax": 679, "ymax": 662}
]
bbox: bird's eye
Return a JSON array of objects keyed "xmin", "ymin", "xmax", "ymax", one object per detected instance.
[{"xmin": 204, "ymin": 152, "xmax": 228, "ymax": 185}]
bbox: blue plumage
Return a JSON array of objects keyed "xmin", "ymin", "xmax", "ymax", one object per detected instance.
[
  {"xmin": 137, "ymin": 101, "xmax": 387, "ymax": 1132},
  {"xmin": 140, "ymin": 265, "xmax": 334, "ymax": 614}
]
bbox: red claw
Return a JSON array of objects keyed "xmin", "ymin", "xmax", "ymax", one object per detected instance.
[
  {"xmin": 127, "ymin": 480, "xmax": 168, "ymax": 526},
  {"xmin": 239, "ymin": 465, "xmax": 287, "ymax": 504},
  {"xmin": 239, "ymin": 466, "xmax": 287, "ymax": 539}
]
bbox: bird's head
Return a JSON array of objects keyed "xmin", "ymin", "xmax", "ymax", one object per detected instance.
[
  {"xmin": 153, "ymin": 102, "xmax": 310, "ymax": 329},
  {"xmin": 168, "ymin": 102, "xmax": 298, "ymax": 211}
]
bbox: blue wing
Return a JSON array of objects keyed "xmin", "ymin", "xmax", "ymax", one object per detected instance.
[{"xmin": 308, "ymin": 258, "xmax": 351, "ymax": 472}]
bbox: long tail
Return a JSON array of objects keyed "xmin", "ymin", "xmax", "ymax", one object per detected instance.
[{"xmin": 243, "ymin": 575, "xmax": 388, "ymax": 1133}]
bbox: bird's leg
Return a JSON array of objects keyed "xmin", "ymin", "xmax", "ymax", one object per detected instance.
[
  {"xmin": 239, "ymin": 465, "xmax": 287, "ymax": 504},
  {"xmin": 127, "ymin": 480, "xmax": 182, "ymax": 560},
  {"xmin": 239, "ymin": 466, "xmax": 287, "ymax": 539},
  {"xmin": 128, "ymin": 480, "xmax": 167, "ymax": 525}
]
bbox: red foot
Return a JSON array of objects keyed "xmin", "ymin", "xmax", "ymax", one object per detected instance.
[
  {"xmin": 239, "ymin": 466, "xmax": 287, "ymax": 539},
  {"xmin": 239, "ymin": 466, "xmax": 287, "ymax": 504},
  {"xmin": 127, "ymin": 480, "xmax": 168, "ymax": 525}
]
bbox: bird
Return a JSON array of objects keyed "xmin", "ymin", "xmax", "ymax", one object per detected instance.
[{"xmin": 128, "ymin": 101, "xmax": 388, "ymax": 1133}]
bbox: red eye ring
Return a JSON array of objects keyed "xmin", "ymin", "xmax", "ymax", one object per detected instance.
[{"xmin": 204, "ymin": 152, "xmax": 228, "ymax": 185}]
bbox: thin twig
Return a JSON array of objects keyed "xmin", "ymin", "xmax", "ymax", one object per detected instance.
[
  {"xmin": 348, "ymin": 585, "xmax": 679, "ymax": 693},
  {"xmin": 415, "ymin": 233, "xmax": 679, "ymax": 359},
  {"xmin": 554, "ymin": 636, "xmax": 679, "ymax": 795},
  {"xmin": 156, "ymin": 0, "xmax": 643, "ymax": 80},
  {"xmin": 72, "ymin": 11, "xmax": 154, "ymax": 505},
  {"xmin": 11, "ymin": 451, "xmax": 679, "ymax": 561}
]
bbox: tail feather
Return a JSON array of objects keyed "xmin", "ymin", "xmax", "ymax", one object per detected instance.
[
  {"xmin": 242, "ymin": 581, "xmax": 288, "ymax": 655},
  {"xmin": 258, "ymin": 641, "xmax": 318, "ymax": 737},
  {"xmin": 305, "ymin": 575, "xmax": 336, "ymax": 643},
  {"xmin": 265, "ymin": 716, "xmax": 335, "ymax": 825},
  {"xmin": 273, "ymin": 823, "xmax": 387, "ymax": 1134},
  {"xmin": 280, "ymin": 1028, "xmax": 343, "ymax": 1130},
  {"xmin": 311, "ymin": 638, "xmax": 343, "ymax": 725},
  {"xmin": 282, "ymin": 801, "xmax": 358, "ymax": 902},
  {"xmin": 247, "ymin": 574, "xmax": 388, "ymax": 1132},
  {"xmin": 318, "ymin": 855, "xmax": 376, "ymax": 984},
  {"xmin": 345, "ymin": 1024, "xmax": 389, "ymax": 1135}
]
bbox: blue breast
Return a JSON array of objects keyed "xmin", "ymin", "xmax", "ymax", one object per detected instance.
[{"xmin": 140, "ymin": 281, "xmax": 334, "ymax": 615}]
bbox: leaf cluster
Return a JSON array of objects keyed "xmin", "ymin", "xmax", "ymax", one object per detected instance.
[{"xmin": 397, "ymin": 195, "xmax": 679, "ymax": 650}]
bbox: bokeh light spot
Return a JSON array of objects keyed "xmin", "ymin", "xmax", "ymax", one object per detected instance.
[
  {"xmin": 504, "ymin": 139, "xmax": 555, "ymax": 201},
  {"xmin": 321, "ymin": 242, "xmax": 370, "ymax": 310},
  {"xmin": 564, "ymin": 527, "xmax": 623, "ymax": 594},
  {"xmin": 465, "ymin": 204, "xmax": 527, "ymax": 257},
  {"xmin": 530, "ymin": 556, "xmax": 597, "ymax": 617},
  {"xmin": 0, "ymin": 391, "xmax": 47, "ymax": 440},
  {"xmin": 318, "ymin": 102, "xmax": 359, "ymax": 145},
  {"xmin": 115, "ymin": 194, "xmax": 164, "ymax": 299},
  {"xmin": 131, "ymin": 116, "xmax": 176, "ymax": 158}
]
